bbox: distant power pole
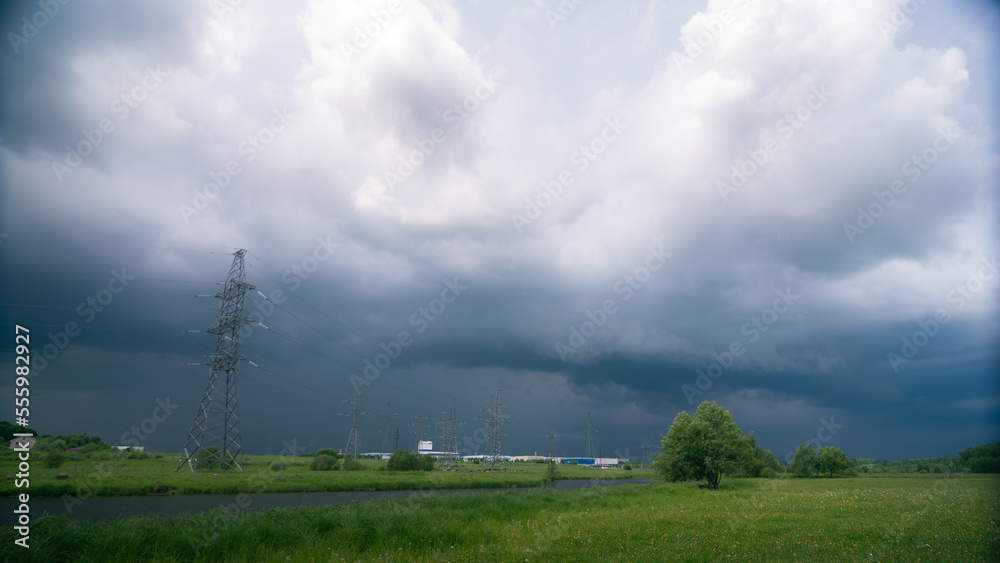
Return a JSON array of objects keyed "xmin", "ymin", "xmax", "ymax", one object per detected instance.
[
  {"xmin": 585, "ymin": 413, "xmax": 597, "ymax": 460},
  {"xmin": 413, "ymin": 406, "xmax": 426, "ymax": 452},
  {"xmin": 380, "ymin": 403, "xmax": 396, "ymax": 454},
  {"xmin": 480, "ymin": 390, "xmax": 508, "ymax": 470},
  {"xmin": 546, "ymin": 423, "xmax": 557, "ymax": 460},
  {"xmin": 641, "ymin": 436, "xmax": 652, "ymax": 467},
  {"xmin": 177, "ymin": 249, "xmax": 255, "ymax": 473},
  {"xmin": 342, "ymin": 387, "xmax": 365, "ymax": 459},
  {"xmin": 438, "ymin": 398, "xmax": 459, "ymax": 468}
]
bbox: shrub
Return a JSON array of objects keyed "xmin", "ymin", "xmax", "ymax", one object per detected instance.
[
  {"xmin": 309, "ymin": 455, "xmax": 339, "ymax": 471},
  {"xmin": 342, "ymin": 458, "xmax": 364, "ymax": 471},
  {"xmin": 623, "ymin": 464, "xmax": 632, "ymax": 470},
  {"xmin": 314, "ymin": 448, "xmax": 340, "ymax": 459},
  {"xmin": 418, "ymin": 454, "xmax": 435, "ymax": 471},
  {"xmin": 43, "ymin": 450, "xmax": 66, "ymax": 469},
  {"xmin": 269, "ymin": 460, "xmax": 287, "ymax": 471},
  {"xmin": 760, "ymin": 467, "xmax": 777, "ymax": 479},
  {"xmin": 387, "ymin": 449, "xmax": 419, "ymax": 471}
]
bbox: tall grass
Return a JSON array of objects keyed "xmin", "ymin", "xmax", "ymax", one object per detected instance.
[{"xmin": 2, "ymin": 476, "xmax": 996, "ymax": 562}]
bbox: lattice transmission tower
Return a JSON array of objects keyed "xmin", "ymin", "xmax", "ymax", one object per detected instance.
[
  {"xmin": 641, "ymin": 436, "xmax": 653, "ymax": 467},
  {"xmin": 380, "ymin": 402, "xmax": 397, "ymax": 454},
  {"xmin": 412, "ymin": 406, "xmax": 427, "ymax": 452},
  {"xmin": 479, "ymin": 390, "xmax": 508, "ymax": 470},
  {"xmin": 342, "ymin": 387, "xmax": 365, "ymax": 459},
  {"xmin": 177, "ymin": 249, "xmax": 256, "ymax": 472},
  {"xmin": 585, "ymin": 412, "xmax": 597, "ymax": 460},
  {"xmin": 438, "ymin": 397, "xmax": 459, "ymax": 468},
  {"xmin": 546, "ymin": 423, "xmax": 558, "ymax": 460}
]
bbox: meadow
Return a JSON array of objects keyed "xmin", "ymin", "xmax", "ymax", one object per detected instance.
[
  {"xmin": 0, "ymin": 452, "xmax": 653, "ymax": 498},
  {"xmin": 2, "ymin": 474, "xmax": 996, "ymax": 562}
]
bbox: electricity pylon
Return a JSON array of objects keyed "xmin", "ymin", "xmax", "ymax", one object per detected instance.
[
  {"xmin": 585, "ymin": 412, "xmax": 597, "ymax": 460},
  {"xmin": 641, "ymin": 436, "xmax": 652, "ymax": 467},
  {"xmin": 479, "ymin": 390, "xmax": 508, "ymax": 470},
  {"xmin": 380, "ymin": 402, "xmax": 396, "ymax": 454},
  {"xmin": 438, "ymin": 398, "xmax": 459, "ymax": 468},
  {"xmin": 342, "ymin": 387, "xmax": 365, "ymax": 459},
  {"xmin": 413, "ymin": 406, "xmax": 426, "ymax": 452},
  {"xmin": 177, "ymin": 249, "xmax": 255, "ymax": 472},
  {"xmin": 546, "ymin": 423, "xmax": 557, "ymax": 460}
]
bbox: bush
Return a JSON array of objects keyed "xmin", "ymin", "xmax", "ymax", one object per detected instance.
[
  {"xmin": 418, "ymin": 454, "xmax": 435, "ymax": 471},
  {"xmin": 842, "ymin": 467, "xmax": 859, "ymax": 477},
  {"xmin": 43, "ymin": 450, "xmax": 66, "ymax": 469},
  {"xmin": 127, "ymin": 450, "xmax": 148, "ymax": 460},
  {"xmin": 314, "ymin": 448, "xmax": 340, "ymax": 459},
  {"xmin": 623, "ymin": 464, "xmax": 632, "ymax": 470},
  {"xmin": 342, "ymin": 458, "xmax": 364, "ymax": 471},
  {"xmin": 309, "ymin": 455, "xmax": 339, "ymax": 471},
  {"xmin": 759, "ymin": 467, "xmax": 777, "ymax": 479},
  {"xmin": 269, "ymin": 460, "xmax": 287, "ymax": 471},
  {"xmin": 387, "ymin": 449, "xmax": 419, "ymax": 471}
]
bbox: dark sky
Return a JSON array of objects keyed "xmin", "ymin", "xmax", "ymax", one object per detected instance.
[{"xmin": 1, "ymin": 0, "xmax": 998, "ymax": 464}]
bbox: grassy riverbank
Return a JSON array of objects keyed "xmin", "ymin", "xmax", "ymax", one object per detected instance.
[
  {"xmin": 2, "ymin": 475, "xmax": 996, "ymax": 562},
  {"xmin": 0, "ymin": 453, "xmax": 655, "ymax": 498}
]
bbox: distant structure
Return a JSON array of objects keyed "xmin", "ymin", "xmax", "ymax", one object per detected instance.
[
  {"xmin": 641, "ymin": 436, "xmax": 653, "ymax": 467},
  {"xmin": 438, "ymin": 398, "xmax": 459, "ymax": 468},
  {"xmin": 343, "ymin": 387, "xmax": 365, "ymax": 459},
  {"xmin": 380, "ymin": 403, "xmax": 396, "ymax": 454},
  {"xmin": 412, "ymin": 406, "xmax": 426, "ymax": 452},
  {"xmin": 546, "ymin": 423, "xmax": 557, "ymax": 460},
  {"xmin": 585, "ymin": 413, "xmax": 597, "ymax": 460},
  {"xmin": 481, "ymin": 390, "xmax": 508, "ymax": 470},
  {"xmin": 177, "ymin": 249, "xmax": 255, "ymax": 473}
]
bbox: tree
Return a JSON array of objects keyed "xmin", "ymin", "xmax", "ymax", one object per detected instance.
[
  {"xmin": 314, "ymin": 448, "xmax": 340, "ymax": 460},
  {"xmin": 657, "ymin": 401, "xmax": 754, "ymax": 490},
  {"xmin": 387, "ymin": 449, "xmax": 421, "ymax": 471},
  {"xmin": 790, "ymin": 444, "xmax": 816, "ymax": 477},
  {"xmin": 958, "ymin": 442, "xmax": 1000, "ymax": 473},
  {"xmin": 43, "ymin": 450, "xmax": 66, "ymax": 469},
  {"xmin": 815, "ymin": 446, "xmax": 850, "ymax": 478},
  {"xmin": 310, "ymin": 454, "xmax": 339, "ymax": 471}
]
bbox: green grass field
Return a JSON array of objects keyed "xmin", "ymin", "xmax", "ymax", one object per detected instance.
[
  {"xmin": 2, "ymin": 474, "xmax": 996, "ymax": 562},
  {"xmin": 0, "ymin": 453, "xmax": 654, "ymax": 498}
]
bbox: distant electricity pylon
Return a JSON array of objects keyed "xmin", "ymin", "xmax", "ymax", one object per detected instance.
[
  {"xmin": 413, "ymin": 406, "xmax": 427, "ymax": 453},
  {"xmin": 641, "ymin": 436, "xmax": 652, "ymax": 467},
  {"xmin": 546, "ymin": 423, "xmax": 557, "ymax": 460},
  {"xmin": 342, "ymin": 387, "xmax": 365, "ymax": 459},
  {"xmin": 438, "ymin": 398, "xmax": 459, "ymax": 468},
  {"xmin": 585, "ymin": 412, "xmax": 597, "ymax": 459},
  {"xmin": 480, "ymin": 390, "xmax": 508, "ymax": 470},
  {"xmin": 380, "ymin": 402, "xmax": 396, "ymax": 454},
  {"xmin": 177, "ymin": 249, "xmax": 256, "ymax": 473}
]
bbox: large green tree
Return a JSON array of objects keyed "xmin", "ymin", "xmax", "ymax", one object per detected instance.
[
  {"xmin": 789, "ymin": 444, "xmax": 816, "ymax": 477},
  {"xmin": 815, "ymin": 446, "xmax": 850, "ymax": 477},
  {"xmin": 657, "ymin": 401, "xmax": 753, "ymax": 490}
]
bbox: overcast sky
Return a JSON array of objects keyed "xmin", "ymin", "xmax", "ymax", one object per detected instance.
[{"xmin": 1, "ymin": 0, "xmax": 997, "ymax": 463}]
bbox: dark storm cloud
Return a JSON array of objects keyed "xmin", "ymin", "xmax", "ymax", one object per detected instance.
[{"xmin": 1, "ymin": 0, "xmax": 997, "ymax": 461}]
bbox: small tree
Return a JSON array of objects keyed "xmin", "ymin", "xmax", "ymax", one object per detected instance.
[
  {"xmin": 790, "ymin": 444, "xmax": 816, "ymax": 477},
  {"xmin": 310, "ymin": 454, "xmax": 339, "ymax": 471},
  {"xmin": 43, "ymin": 450, "xmax": 66, "ymax": 469},
  {"xmin": 314, "ymin": 448, "xmax": 340, "ymax": 459},
  {"xmin": 657, "ymin": 401, "xmax": 753, "ymax": 490},
  {"xmin": 418, "ymin": 454, "xmax": 435, "ymax": 471},
  {"xmin": 387, "ymin": 449, "xmax": 419, "ymax": 471},
  {"xmin": 815, "ymin": 446, "xmax": 850, "ymax": 478}
]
